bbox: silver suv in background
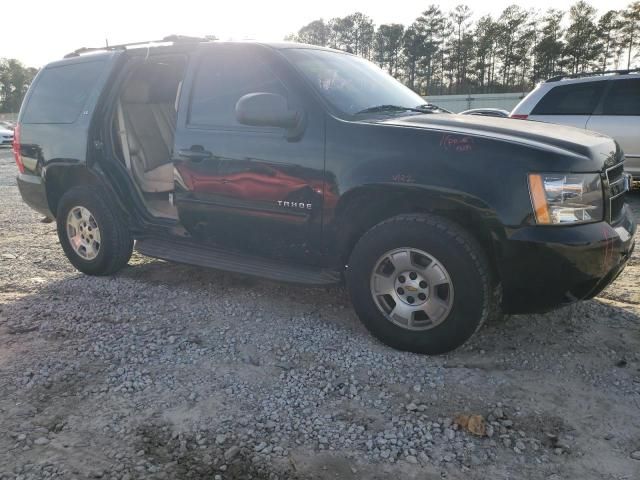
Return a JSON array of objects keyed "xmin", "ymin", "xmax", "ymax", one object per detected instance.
[
  {"xmin": 511, "ymin": 70, "xmax": 640, "ymax": 184},
  {"xmin": 0, "ymin": 125, "xmax": 14, "ymax": 147}
]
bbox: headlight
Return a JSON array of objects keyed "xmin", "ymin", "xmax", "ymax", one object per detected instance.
[{"xmin": 528, "ymin": 173, "xmax": 603, "ymax": 224}]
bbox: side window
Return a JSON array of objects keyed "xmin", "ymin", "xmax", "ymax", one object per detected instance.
[
  {"xmin": 188, "ymin": 48, "xmax": 287, "ymax": 128},
  {"xmin": 532, "ymin": 82, "xmax": 604, "ymax": 115},
  {"xmin": 22, "ymin": 59, "xmax": 107, "ymax": 124},
  {"xmin": 601, "ymin": 79, "xmax": 640, "ymax": 116}
]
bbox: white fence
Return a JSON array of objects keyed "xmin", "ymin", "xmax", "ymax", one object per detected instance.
[
  {"xmin": 0, "ymin": 113, "xmax": 18, "ymax": 122},
  {"xmin": 424, "ymin": 92, "xmax": 528, "ymax": 113}
]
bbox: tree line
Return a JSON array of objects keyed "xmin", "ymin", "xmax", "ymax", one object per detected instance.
[
  {"xmin": 0, "ymin": 59, "xmax": 37, "ymax": 114},
  {"xmin": 285, "ymin": 1, "xmax": 640, "ymax": 95}
]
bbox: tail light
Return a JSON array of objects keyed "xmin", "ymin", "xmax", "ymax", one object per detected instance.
[
  {"xmin": 510, "ymin": 114, "xmax": 528, "ymax": 120},
  {"xmin": 12, "ymin": 123, "xmax": 24, "ymax": 174}
]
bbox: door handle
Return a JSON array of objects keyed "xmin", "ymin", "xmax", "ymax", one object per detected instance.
[{"xmin": 177, "ymin": 148, "xmax": 212, "ymax": 162}]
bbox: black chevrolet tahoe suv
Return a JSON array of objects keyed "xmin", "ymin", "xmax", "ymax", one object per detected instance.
[{"xmin": 14, "ymin": 37, "xmax": 636, "ymax": 354}]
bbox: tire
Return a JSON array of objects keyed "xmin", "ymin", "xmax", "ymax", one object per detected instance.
[
  {"xmin": 56, "ymin": 186, "xmax": 133, "ymax": 276},
  {"xmin": 346, "ymin": 213, "xmax": 493, "ymax": 355}
]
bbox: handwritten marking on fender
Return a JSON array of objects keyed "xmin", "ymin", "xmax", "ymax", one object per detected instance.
[{"xmin": 440, "ymin": 134, "xmax": 474, "ymax": 152}]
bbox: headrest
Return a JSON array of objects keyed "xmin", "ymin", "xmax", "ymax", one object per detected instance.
[{"xmin": 121, "ymin": 79, "xmax": 151, "ymax": 104}]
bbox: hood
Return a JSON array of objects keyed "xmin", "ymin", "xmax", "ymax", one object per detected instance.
[
  {"xmin": 0, "ymin": 128, "xmax": 13, "ymax": 135},
  {"xmin": 372, "ymin": 113, "xmax": 619, "ymax": 165}
]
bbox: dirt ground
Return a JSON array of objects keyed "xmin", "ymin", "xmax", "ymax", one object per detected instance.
[{"xmin": 0, "ymin": 148, "xmax": 639, "ymax": 480}]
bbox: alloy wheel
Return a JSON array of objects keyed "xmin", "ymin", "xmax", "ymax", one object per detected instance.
[
  {"xmin": 370, "ymin": 247, "xmax": 454, "ymax": 331},
  {"xmin": 66, "ymin": 206, "xmax": 101, "ymax": 260}
]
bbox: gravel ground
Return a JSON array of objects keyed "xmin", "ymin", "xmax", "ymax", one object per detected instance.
[{"xmin": 1, "ymin": 148, "xmax": 639, "ymax": 480}]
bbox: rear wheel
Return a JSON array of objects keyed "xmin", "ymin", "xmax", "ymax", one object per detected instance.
[
  {"xmin": 346, "ymin": 213, "xmax": 493, "ymax": 354},
  {"xmin": 56, "ymin": 186, "xmax": 133, "ymax": 275}
]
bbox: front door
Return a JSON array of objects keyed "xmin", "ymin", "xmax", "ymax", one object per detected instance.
[
  {"xmin": 586, "ymin": 78, "xmax": 640, "ymax": 168},
  {"xmin": 173, "ymin": 44, "xmax": 326, "ymax": 265}
]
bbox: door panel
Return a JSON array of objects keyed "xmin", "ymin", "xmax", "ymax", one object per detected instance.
[
  {"xmin": 587, "ymin": 78, "xmax": 640, "ymax": 172},
  {"xmin": 173, "ymin": 45, "xmax": 326, "ymax": 265},
  {"xmin": 586, "ymin": 115, "xmax": 640, "ymax": 158}
]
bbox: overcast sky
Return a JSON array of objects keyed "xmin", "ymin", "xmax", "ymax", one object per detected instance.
[{"xmin": 3, "ymin": 0, "xmax": 633, "ymax": 67}]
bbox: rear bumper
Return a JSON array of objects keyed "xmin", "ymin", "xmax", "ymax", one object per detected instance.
[
  {"xmin": 498, "ymin": 205, "xmax": 636, "ymax": 314},
  {"xmin": 17, "ymin": 173, "xmax": 53, "ymax": 218}
]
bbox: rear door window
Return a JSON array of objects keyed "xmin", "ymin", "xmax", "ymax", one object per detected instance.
[
  {"xmin": 188, "ymin": 47, "xmax": 287, "ymax": 129},
  {"xmin": 532, "ymin": 82, "xmax": 605, "ymax": 115},
  {"xmin": 22, "ymin": 58, "xmax": 108, "ymax": 124},
  {"xmin": 600, "ymin": 78, "xmax": 640, "ymax": 115}
]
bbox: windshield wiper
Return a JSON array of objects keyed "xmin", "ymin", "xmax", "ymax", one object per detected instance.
[{"xmin": 355, "ymin": 104, "xmax": 435, "ymax": 115}]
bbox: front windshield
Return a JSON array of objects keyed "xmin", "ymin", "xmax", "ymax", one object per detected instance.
[{"xmin": 282, "ymin": 48, "xmax": 426, "ymax": 116}]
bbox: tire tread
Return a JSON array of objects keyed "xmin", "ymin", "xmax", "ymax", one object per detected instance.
[{"xmin": 347, "ymin": 213, "xmax": 494, "ymax": 354}]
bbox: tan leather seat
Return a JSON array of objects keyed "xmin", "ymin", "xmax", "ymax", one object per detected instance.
[{"xmin": 119, "ymin": 79, "xmax": 175, "ymax": 192}]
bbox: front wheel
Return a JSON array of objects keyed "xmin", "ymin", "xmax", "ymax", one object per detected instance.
[
  {"xmin": 56, "ymin": 186, "xmax": 133, "ymax": 276},
  {"xmin": 346, "ymin": 214, "xmax": 493, "ymax": 355}
]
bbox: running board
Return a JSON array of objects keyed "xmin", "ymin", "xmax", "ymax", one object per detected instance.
[{"xmin": 135, "ymin": 237, "xmax": 341, "ymax": 286}]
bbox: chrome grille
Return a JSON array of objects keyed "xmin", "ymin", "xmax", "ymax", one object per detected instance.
[{"xmin": 606, "ymin": 162, "xmax": 627, "ymax": 223}]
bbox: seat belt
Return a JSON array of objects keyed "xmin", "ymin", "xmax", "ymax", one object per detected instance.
[{"xmin": 117, "ymin": 102, "xmax": 132, "ymax": 171}]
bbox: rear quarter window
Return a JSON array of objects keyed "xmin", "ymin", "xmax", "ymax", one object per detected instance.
[
  {"xmin": 532, "ymin": 82, "xmax": 605, "ymax": 115},
  {"xmin": 21, "ymin": 58, "xmax": 108, "ymax": 124}
]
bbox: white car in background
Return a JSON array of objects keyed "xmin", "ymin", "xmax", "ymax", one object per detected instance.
[
  {"xmin": 0, "ymin": 126, "xmax": 14, "ymax": 147},
  {"xmin": 459, "ymin": 108, "xmax": 510, "ymax": 118},
  {"xmin": 511, "ymin": 70, "xmax": 640, "ymax": 184}
]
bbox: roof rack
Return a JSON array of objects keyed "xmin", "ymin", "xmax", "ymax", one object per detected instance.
[
  {"xmin": 546, "ymin": 68, "xmax": 640, "ymax": 82},
  {"xmin": 63, "ymin": 35, "xmax": 212, "ymax": 58}
]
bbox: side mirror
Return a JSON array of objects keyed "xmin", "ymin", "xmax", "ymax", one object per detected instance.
[{"xmin": 235, "ymin": 93, "xmax": 305, "ymax": 138}]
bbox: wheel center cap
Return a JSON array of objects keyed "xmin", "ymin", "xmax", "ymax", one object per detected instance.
[{"xmin": 394, "ymin": 270, "xmax": 429, "ymax": 306}]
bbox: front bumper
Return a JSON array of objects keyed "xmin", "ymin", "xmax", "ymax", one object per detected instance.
[
  {"xmin": 17, "ymin": 173, "xmax": 53, "ymax": 218},
  {"xmin": 499, "ymin": 204, "xmax": 636, "ymax": 314}
]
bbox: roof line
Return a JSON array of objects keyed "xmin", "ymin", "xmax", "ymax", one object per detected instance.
[
  {"xmin": 546, "ymin": 68, "xmax": 640, "ymax": 82},
  {"xmin": 63, "ymin": 35, "xmax": 212, "ymax": 58}
]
